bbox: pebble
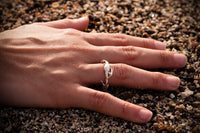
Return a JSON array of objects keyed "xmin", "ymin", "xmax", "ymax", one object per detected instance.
[
  {"xmin": 170, "ymin": 115, "xmax": 174, "ymax": 120},
  {"xmin": 180, "ymin": 88, "xmax": 194, "ymax": 98},
  {"xmin": 52, "ymin": 2, "xmax": 59, "ymax": 9},
  {"xmin": 193, "ymin": 101, "xmax": 200, "ymax": 107},
  {"xmin": 194, "ymin": 93, "xmax": 200, "ymax": 100},
  {"xmin": 175, "ymin": 104, "xmax": 185, "ymax": 110},
  {"xmin": 169, "ymin": 93, "xmax": 175, "ymax": 99},
  {"xmin": 186, "ymin": 105, "xmax": 193, "ymax": 111},
  {"xmin": 168, "ymin": 101, "xmax": 176, "ymax": 107}
]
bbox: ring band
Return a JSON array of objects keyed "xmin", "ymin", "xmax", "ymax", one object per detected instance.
[{"xmin": 101, "ymin": 60, "xmax": 113, "ymax": 90}]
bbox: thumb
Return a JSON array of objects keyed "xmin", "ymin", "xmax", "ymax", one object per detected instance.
[{"xmin": 40, "ymin": 16, "xmax": 89, "ymax": 31}]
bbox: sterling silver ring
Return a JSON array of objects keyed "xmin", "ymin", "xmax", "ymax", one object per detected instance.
[{"xmin": 101, "ymin": 60, "xmax": 113, "ymax": 89}]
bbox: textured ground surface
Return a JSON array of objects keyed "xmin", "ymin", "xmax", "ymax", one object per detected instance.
[{"xmin": 0, "ymin": 0, "xmax": 200, "ymax": 132}]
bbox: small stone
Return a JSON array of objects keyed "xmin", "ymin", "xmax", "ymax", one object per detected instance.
[
  {"xmin": 194, "ymin": 93, "xmax": 200, "ymax": 100},
  {"xmin": 157, "ymin": 123, "xmax": 175, "ymax": 132},
  {"xmin": 186, "ymin": 105, "xmax": 193, "ymax": 111},
  {"xmin": 41, "ymin": 121, "xmax": 48, "ymax": 126},
  {"xmin": 175, "ymin": 104, "xmax": 185, "ymax": 110},
  {"xmin": 142, "ymin": 32, "xmax": 150, "ymax": 37},
  {"xmin": 180, "ymin": 88, "xmax": 194, "ymax": 98},
  {"xmin": 170, "ymin": 115, "xmax": 174, "ymax": 120},
  {"xmin": 165, "ymin": 112, "xmax": 174, "ymax": 119},
  {"xmin": 193, "ymin": 101, "xmax": 200, "ymax": 106},
  {"xmin": 169, "ymin": 93, "xmax": 175, "ymax": 99},
  {"xmin": 144, "ymin": 94, "xmax": 153, "ymax": 100},
  {"xmin": 52, "ymin": 2, "xmax": 59, "ymax": 9},
  {"xmin": 135, "ymin": 17, "xmax": 142, "ymax": 22},
  {"xmin": 153, "ymin": 122, "xmax": 159, "ymax": 128},
  {"xmin": 91, "ymin": 29, "xmax": 97, "ymax": 33},
  {"xmin": 99, "ymin": 25, "xmax": 104, "ymax": 31},
  {"xmin": 168, "ymin": 101, "xmax": 176, "ymax": 107}
]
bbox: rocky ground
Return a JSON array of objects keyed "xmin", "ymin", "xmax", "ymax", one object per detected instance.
[{"xmin": 0, "ymin": 0, "xmax": 200, "ymax": 132}]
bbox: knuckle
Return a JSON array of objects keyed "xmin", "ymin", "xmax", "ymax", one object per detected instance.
[
  {"xmin": 89, "ymin": 91, "xmax": 110, "ymax": 109},
  {"xmin": 112, "ymin": 33, "xmax": 129, "ymax": 45},
  {"xmin": 152, "ymin": 72, "xmax": 165, "ymax": 86},
  {"xmin": 77, "ymin": 64, "xmax": 85, "ymax": 71},
  {"xmin": 63, "ymin": 28, "xmax": 80, "ymax": 36},
  {"xmin": 113, "ymin": 64, "xmax": 130, "ymax": 80},
  {"xmin": 120, "ymin": 102, "xmax": 130, "ymax": 115},
  {"xmin": 133, "ymin": 83, "xmax": 143, "ymax": 89},
  {"xmin": 142, "ymin": 39, "xmax": 154, "ymax": 48},
  {"xmin": 159, "ymin": 51, "xmax": 172, "ymax": 63},
  {"xmin": 121, "ymin": 46, "xmax": 138, "ymax": 60}
]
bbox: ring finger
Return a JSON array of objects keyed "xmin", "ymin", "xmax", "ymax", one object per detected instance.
[{"xmin": 80, "ymin": 63, "xmax": 180, "ymax": 91}]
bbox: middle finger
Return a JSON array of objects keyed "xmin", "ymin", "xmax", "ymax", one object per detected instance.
[
  {"xmin": 83, "ymin": 32, "xmax": 165, "ymax": 50},
  {"xmin": 88, "ymin": 46, "xmax": 187, "ymax": 69}
]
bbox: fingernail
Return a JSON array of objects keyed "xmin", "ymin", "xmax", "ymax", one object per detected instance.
[
  {"xmin": 167, "ymin": 76, "xmax": 180, "ymax": 90},
  {"xmin": 174, "ymin": 54, "xmax": 187, "ymax": 67},
  {"xmin": 139, "ymin": 109, "xmax": 153, "ymax": 122},
  {"xmin": 155, "ymin": 41, "xmax": 165, "ymax": 50}
]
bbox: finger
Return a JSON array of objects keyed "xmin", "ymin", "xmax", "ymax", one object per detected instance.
[
  {"xmin": 88, "ymin": 46, "xmax": 187, "ymax": 69},
  {"xmin": 80, "ymin": 64, "xmax": 180, "ymax": 91},
  {"xmin": 83, "ymin": 32, "xmax": 165, "ymax": 50},
  {"xmin": 39, "ymin": 16, "xmax": 89, "ymax": 30},
  {"xmin": 74, "ymin": 86, "xmax": 152, "ymax": 123}
]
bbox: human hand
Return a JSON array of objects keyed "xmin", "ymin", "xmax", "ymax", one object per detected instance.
[{"xmin": 0, "ymin": 17, "xmax": 187, "ymax": 123}]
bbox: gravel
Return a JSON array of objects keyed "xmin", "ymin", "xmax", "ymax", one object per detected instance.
[{"xmin": 0, "ymin": 0, "xmax": 200, "ymax": 132}]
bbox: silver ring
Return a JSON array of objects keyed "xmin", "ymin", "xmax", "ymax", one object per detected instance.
[{"xmin": 101, "ymin": 60, "xmax": 113, "ymax": 90}]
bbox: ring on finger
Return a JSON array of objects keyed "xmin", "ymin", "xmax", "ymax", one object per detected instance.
[{"xmin": 101, "ymin": 59, "xmax": 113, "ymax": 90}]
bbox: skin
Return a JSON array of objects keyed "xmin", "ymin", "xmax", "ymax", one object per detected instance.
[{"xmin": 0, "ymin": 17, "xmax": 187, "ymax": 123}]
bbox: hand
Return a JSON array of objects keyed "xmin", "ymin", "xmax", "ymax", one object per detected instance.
[{"xmin": 0, "ymin": 17, "xmax": 187, "ymax": 123}]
